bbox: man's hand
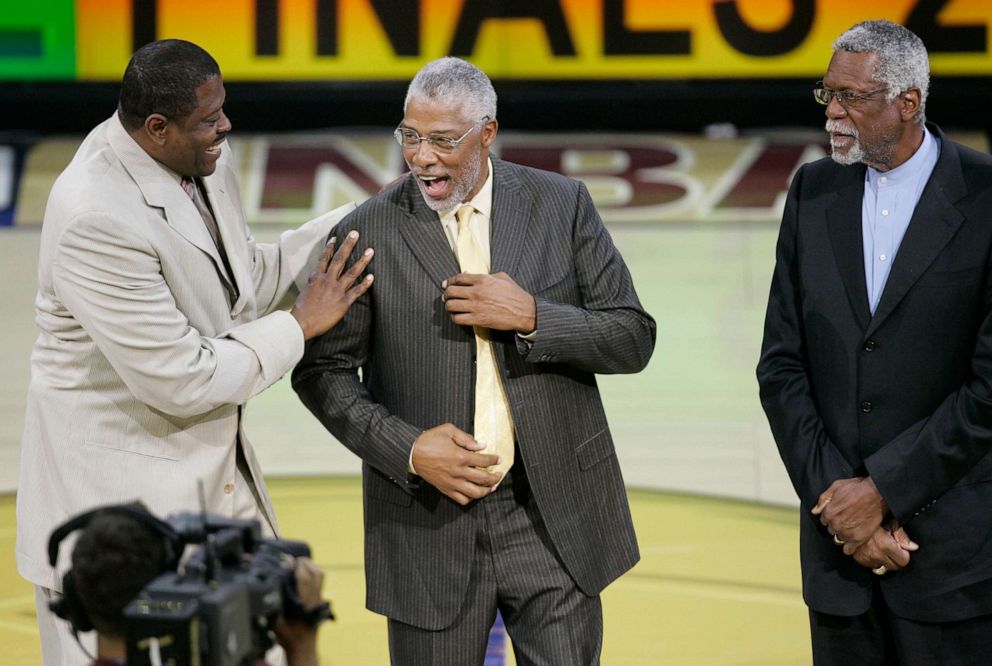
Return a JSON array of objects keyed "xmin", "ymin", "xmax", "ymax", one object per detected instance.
[
  {"xmin": 292, "ymin": 556, "xmax": 325, "ymax": 610},
  {"xmin": 412, "ymin": 423, "xmax": 502, "ymax": 505},
  {"xmin": 274, "ymin": 557, "xmax": 326, "ymax": 666},
  {"xmin": 291, "ymin": 230, "xmax": 374, "ymax": 340},
  {"xmin": 851, "ymin": 522, "xmax": 919, "ymax": 574},
  {"xmin": 812, "ymin": 476, "xmax": 888, "ymax": 553},
  {"xmin": 442, "ymin": 272, "xmax": 536, "ymax": 333}
]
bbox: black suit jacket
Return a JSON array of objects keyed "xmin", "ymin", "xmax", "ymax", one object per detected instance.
[
  {"xmin": 293, "ymin": 158, "xmax": 656, "ymax": 629},
  {"xmin": 757, "ymin": 125, "xmax": 992, "ymax": 622}
]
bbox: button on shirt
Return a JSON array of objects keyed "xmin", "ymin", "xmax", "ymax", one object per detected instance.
[{"xmin": 862, "ymin": 128, "xmax": 939, "ymax": 314}]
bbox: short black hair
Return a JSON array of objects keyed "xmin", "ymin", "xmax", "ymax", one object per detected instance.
[
  {"xmin": 71, "ymin": 511, "xmax": 166, "ymax": 637},
  {"xmin": 118, "ymin": 39, "xmax": 220, "ymax": 131}
]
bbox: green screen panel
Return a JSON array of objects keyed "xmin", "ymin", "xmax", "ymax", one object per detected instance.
[{"xmin": 0, "ymin": 1, "xmax": 75, "ymax": 80}]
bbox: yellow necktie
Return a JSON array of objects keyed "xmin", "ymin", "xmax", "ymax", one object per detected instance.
[{"xmin": 455, "ymin": 205, "xmax": 514, "ymax": 476}]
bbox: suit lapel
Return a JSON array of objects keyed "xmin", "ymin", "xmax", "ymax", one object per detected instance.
[
  {"xmin": 826, "ymin": 165, "xmax": 871, "ymax": 331},
  {"xmin": 393, "ymin": 161, "xmax": 534, "ymax": 286},
  {"xmin": 867, "ymin": 133, "xmax": 966, "ymax": 337},
  {"xmin": 201, "ymin": 174, "xmax": 250, "ymax": 316},
  {"xmin": 161, "ymin": 193, "xmax": 235, "ymax": 300},
  {"xmin": 108, "ymin": 116, "xmax": 238, "ymax": 302},
  {"xmin": 395, "ymin": 177, "xmax": 461, "ymax": 289},
  {"xmin": 490, "ymin": 159, "xmax": 533, "ymax": 277}
]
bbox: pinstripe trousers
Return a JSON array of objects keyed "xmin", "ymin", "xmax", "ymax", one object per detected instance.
[{"xmin": 387, "ymin": 466, "xmax": 603, "ymax": 666}]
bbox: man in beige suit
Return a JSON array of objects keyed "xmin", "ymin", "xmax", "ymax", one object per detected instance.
[{"xmin": 16, "ymin": 39, "xmax": 373, "ymax": 665}]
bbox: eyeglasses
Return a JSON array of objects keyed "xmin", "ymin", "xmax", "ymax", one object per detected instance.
[
  {"xmin": 813, "ymin": 81, "xmax": 888, "ymax": 110},
  {"xmin": 393, "ymin": 117, "xmax": 488, "ymax": 154}
]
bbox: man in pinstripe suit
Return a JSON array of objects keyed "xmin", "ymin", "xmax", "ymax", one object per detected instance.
[{"xmin": 294, "ymin": 57, "xmax": 655, "ymax": 665}]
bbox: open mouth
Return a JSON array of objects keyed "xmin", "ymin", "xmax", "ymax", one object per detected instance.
[
  {"xmin": 205, "ymin": 136, "xmax": 226, "ymax": 158},
  {"xmin": 418, "ymin": 174, "xmax": 450, "ymax": 198}
]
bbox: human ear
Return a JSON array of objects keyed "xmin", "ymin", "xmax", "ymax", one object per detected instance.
[
  {"xmin": 899, "ymin": 89, "xmax": 921, "ymax": 122},
  {"xmin": 480, "ymin": 118, "xmax": 498, "ymax": 149},
  {"xmin": 143, "ymin": 114, "xmax": 170, "ymax": 146}
]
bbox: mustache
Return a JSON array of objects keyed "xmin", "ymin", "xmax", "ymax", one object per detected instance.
[{"xmin": 825, "ymin": 120, "xmax": 858, "ymax": 139}]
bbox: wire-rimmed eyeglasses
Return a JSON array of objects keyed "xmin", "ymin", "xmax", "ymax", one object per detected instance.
[
  {"xmin": 813, "ymin": 81, "xmax": 888, "ymax": 110},
  {"xmin": 393, "ymin": 117, "xmax": 489, "ymax": 154}
]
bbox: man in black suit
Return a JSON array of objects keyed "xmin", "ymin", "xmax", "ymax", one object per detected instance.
[
  {"xmin": 293, "ymin": 57, "xmax": 655, "ymax": 665},
  {"xmin": 758, "ymin": 19, "xmax": 992, "ymax": 665}
]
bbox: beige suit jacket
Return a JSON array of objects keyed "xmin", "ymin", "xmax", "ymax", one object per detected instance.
[{"xmin": 16, "ymin": 114, "xmax": 353, "ymax": 588}]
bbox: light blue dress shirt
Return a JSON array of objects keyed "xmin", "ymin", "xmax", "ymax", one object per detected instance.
[{"xmin": 862, "ymin": 127, "xmax": 940, "ymax": 314}]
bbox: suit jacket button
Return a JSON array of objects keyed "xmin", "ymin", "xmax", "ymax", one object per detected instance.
[
  {"xmin": 860, "ymin": 401, "xmax": 873, "ymax": 413},
  {"xmin": 224, "ymin": 483, "xmax": 235, "ymax": 494},
  {"xmin": 864, "ymin": 340, "xmax": 876, "ymax": 352}
]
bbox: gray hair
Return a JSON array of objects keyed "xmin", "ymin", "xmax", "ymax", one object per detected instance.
[
  {"xmin": 404, "ymin": 57, "xmax": 497, "ymax": 123},
  {"xmin": 834, "ymin": 20, "xmax": 930, "ymax": 124}
]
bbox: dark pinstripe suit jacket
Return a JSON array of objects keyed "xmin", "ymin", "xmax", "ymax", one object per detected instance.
[{"xmin": 293, "ymin": 158, "xmax": 656, "ymax": 630}]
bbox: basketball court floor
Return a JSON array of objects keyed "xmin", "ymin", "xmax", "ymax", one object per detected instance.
[{"xmin": 0, "ymin": 479, "xmax": 811, "ymax": 665}]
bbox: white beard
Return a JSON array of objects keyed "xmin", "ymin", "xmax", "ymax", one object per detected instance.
[
  {"xmin": 412, "ymin": 150, "xmax": 484, "ymax": 212},
  {"xmin": 826, "ymin": 120, "xmax": 864, "ymax": 166}
]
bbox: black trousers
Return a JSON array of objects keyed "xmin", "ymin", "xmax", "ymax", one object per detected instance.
[
  {"xmin": 810, "ymin": 583, "xmax": 992, "ymax": 666},
  {"xmin": 388, "ymin": 466, "xmax": 603, "ymax": 666}
]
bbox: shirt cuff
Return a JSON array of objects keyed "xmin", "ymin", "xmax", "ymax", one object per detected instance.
[{"xmin": 517, "ymin": 328, "xmax": 538, "ymax": 344}]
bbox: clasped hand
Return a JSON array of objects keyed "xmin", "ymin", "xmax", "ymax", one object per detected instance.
[
  {"xmin": 813, "ymin": 476, "xmax": 918, "ymax": 573},
  {"xmin": 851, "ymin": 521, "xmax": 919, "ymax": 573}
]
